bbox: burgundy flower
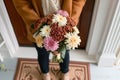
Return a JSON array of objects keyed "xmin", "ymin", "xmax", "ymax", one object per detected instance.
[
  {"xmin": 50, "ymin": 23, "xmax": 67, "ymax": 42},
  {"xmin": 63, "ymin": 25, "xmax": 73, "ymax": 33},
  {"xmin": 66, "ymin": 17, "xmax": 76, "ymax": 27},
  {"xmin": 46, "ymin": 14, "xmax": 53, "ymax": 24},
  {"xmin": 34, "ymin": 18, "xmax": 47, "ymax": 30}
]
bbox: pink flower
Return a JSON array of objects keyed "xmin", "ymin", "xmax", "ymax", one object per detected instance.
[
  {"xmin": 43, "ymin": 37, "xmax": 59, "ymax": 51},
  {"xmin": 57, "ymin": 10, "xmax": 69, "ymax": 17}
]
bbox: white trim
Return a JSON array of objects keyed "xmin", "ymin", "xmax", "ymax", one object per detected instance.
[
  {"xmin": 86, "ymin": 0, "xmax": 100, "ymax": 55},
  {"xmin": 97, "ymin": 0, "xmax": 120, "ymax": 66},
  {"xmin": 13, "ymin": 47, "xmax": 97, "ymax": 63},
  {"xmin": 98, "ymin": 54, "xmax": 116, "ymax": 67},
  {"xmin": 87, "ymin": 0, "xmax": 118, "ymax": 56},
  {"xmin": 115, "ymin": 48, "xmax": 120, "ymax": 66},
  {"xmin": 0, "ymin": 0, "xmax": 19, "ymax": 51},
  {"xmin": 0, "ymin": 53, "xmax": 4, "ymax": 62},
  {"xmin": 0, "ymin": 14, "xmax": 15, "ymax": 57},
  {"xmin": 0, "ymin": 41, "xmax": 5, "ymax": 48}
]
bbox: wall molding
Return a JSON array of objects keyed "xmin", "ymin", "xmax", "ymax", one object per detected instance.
[
  {"xmin": 97, "ymin": 0, "xmax": 120, "ymax": 66},
  {"xmin": 0, "ymin": 13, "xmax": 15, "ymax": 57},
  {"xmin": 0, "ymin": 0, "xmax": 19, "ymax": 51}
]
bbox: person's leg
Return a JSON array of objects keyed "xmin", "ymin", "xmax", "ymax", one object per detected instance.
[
  {"xmin": 59, "ymin": 50, "xmax": 70, "ymax": 80},
  {"xmin": 34, "ymin": 43, "xmax": 50, "ymax": 73},
  {"xmin": 34, "ymin": 43, "xmax": 50, "ymax": 80},
  {"xmin": 59, "ymin": 50, "xmax": 70, "ymax": 73}
]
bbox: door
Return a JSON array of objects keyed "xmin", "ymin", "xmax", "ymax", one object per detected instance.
[{"xmin": 4, "ymin": 0, "xmax": 95, "ymax": 49}]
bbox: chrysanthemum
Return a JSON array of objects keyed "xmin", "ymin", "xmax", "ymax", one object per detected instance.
[
  {"xmin": 56, "ymin": 53, "xmax": 61, "ymax": 60},
  {"xmin": 40, "ymin": 25, "xmax": 51, "ymax": 37},
  {"xmin": 50, "ymin": 24, "xmax": 66, "ymax": 42},
  {"xmin": 52, "ymin": 14, "xmax": 67, "ymax": 26},
  {"xmin": 57, "ymin": 10, "xmax": 69, "ymax": 17},
  {"xmin": 73, "ymin": 26, "xmax": 80, "ymax": 34},
  {"xmin": 43, "ymin": 37, "xmax": 59, "ymax": 51},
  {"xmin": 34, "ymin": 35, "xmax": 44, "ymax": 47},
  {"xmin": 64, "ymin": 33, "xmax": 81, "ymax": 49}
]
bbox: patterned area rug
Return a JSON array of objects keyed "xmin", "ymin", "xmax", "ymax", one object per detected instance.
[{"xmin": 14, "ymin": 58, "xmax": 90, "ymax": 80}]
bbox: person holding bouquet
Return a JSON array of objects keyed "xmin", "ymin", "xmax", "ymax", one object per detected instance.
[{"xmin": 12, "ymin": 0, "xmax": 86, "ymax": 80}]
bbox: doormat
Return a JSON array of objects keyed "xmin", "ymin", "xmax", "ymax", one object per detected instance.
[{"xmin": 14, "ymin": 58, "xmax": 90, "ymax": 80}]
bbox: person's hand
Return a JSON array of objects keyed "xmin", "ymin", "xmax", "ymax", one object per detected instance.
[
  {"xmin": 52, "ymin": 51, "xmax": 63, "ymax": 63},
  {"xmin": 52, "ymin": 51, "xmax": 59, "ymax": 55}
]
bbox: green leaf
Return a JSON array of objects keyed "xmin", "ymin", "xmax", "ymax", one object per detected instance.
[
  {"xmin": 31, "ymin": 24, "xmax": 35, "ymax": 29},
  {"xmin": 52, "ymin": 55, "xmax": 63, "ymax": 63},
  {"xmin": 58, "ymin": 43, "xmax": 66, "ymax": 59},
  {"xmin": 58, "ymin": 59, "xmax": 63, "ymax": 63},
  {"xmin": 52, "ymin": 56, "xmax": 57, "ymax": 62}
]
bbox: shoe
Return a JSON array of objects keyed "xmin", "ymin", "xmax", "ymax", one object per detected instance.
[
  {"xmin": 62, "ymin": 72, "xmax": 70, "ymax": 80},
  {"xmin": 43, "ymin": 73, "xmax": 50, "ymax": 80}
]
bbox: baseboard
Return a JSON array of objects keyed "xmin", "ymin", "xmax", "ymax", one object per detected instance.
[{"xmin": 13, "ymin": 47, "xmax": 97, "ymax": 63}]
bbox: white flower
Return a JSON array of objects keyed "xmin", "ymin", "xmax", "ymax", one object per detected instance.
[
  {"xmin": 64, "ymin": 33, "xmax": 81, "ymax": 49},
  {"xmin": 73, "ymin": 26, "xmax": 80, "ymax": 34},
  {"xmin": 40, "ymin": 25, "xmax": 51, "ymax": 37},
  {"xmin": 52, "ymin": 14, "xmax": 67, "ymax": 26},
  {"xmin": 57, "ymin": 53, "xmax": 61, "ymax": 60}
]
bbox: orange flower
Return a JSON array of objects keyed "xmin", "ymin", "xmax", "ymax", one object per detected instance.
[{"xmin": 34, "ymin": 35, "xmax": 44, "ymax": 47}]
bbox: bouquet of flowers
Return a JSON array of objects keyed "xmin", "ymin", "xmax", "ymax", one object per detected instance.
[{"xmin": 31, "ymin": 10, "xmax": 81, "ymax": 63}]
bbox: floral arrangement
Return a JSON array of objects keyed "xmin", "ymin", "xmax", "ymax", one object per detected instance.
[{"xmin": 31, "ymin": 10, "xmax": 81, "ymax": 63}]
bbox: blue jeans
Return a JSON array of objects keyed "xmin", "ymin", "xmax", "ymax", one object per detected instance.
[{"xmin": 34, "ymin": 43, "xmax": 70, "ymax": 73}]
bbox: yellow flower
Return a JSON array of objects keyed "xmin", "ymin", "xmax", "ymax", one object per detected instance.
[
  {"xmin": 65, "ymin": 33, "xmax": 81, "ymax": 49},
  {"xmin": 34, "ymin": 35, "xmax": 43, "ymax": 47}
]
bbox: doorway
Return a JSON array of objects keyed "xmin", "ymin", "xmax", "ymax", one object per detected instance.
[{"xmin": 4, "ymin": 0, "xmax": 95, "ymax": 49}]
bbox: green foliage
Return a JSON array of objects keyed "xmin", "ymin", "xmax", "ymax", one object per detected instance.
[
  {"xmin": 52, "ymin": 55, "xmax": 63, "ymax": 63},
  {"xmin": 31, "ymin": 24, "xmax": 35, "ymax": 29},
  {"xmin": 58, "ymin": 41, "xmax": 66, "ymax": 59}
]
